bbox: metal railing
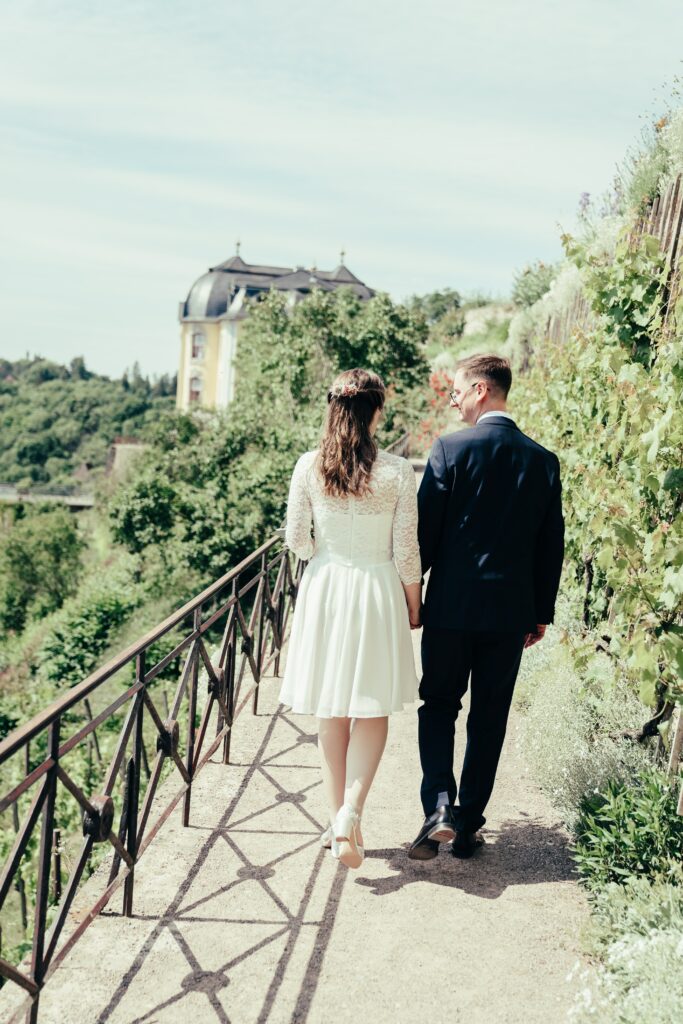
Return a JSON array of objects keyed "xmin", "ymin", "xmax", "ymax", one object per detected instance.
[
  {"xmin": 0, "ymin": 537, "xmax": 304, "ymax": 1022},
  {"xmin": 0, "ymin": 432, "xmax": 411, "ymax": 1022}
]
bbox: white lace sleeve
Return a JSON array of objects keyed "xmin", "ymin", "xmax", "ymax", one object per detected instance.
[
  {"xmin": 285, "ymin": 453, "xmax": 315, "ymax": 561},
  {"xmin": 393, "ymin": 458, "xmax": 422, "ymax": 584}
]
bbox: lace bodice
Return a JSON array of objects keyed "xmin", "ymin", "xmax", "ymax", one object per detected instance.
[{"xmin": 284, "ymin": 449, "xmax": 422, "ymax": 585}]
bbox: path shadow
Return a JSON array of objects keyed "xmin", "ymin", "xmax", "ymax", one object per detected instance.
[
  {"xmin": 356, "ymin": 814, "xmax": 578, "ymax": 899},
  {"xmin": 95, "ymin": 706, "xmax": 346, "ymax": 1024}
]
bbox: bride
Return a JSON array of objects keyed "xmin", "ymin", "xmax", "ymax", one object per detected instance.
[{"xmin": 278, "ymin": 367, "xmax": 422, "ymax": 869}]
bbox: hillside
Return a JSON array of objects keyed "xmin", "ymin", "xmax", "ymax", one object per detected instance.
[{"xmin": 0, "ymin": 357, "xmax": 176, "ymax": 492}]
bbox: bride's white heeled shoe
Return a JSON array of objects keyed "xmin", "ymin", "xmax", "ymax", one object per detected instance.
[
  {"xmin": 320, "ymin": 825, "xmax": 332, "ymax": 849},
  {"xmin": 332, "ymin": 804, "xmax": 364, "ymax": 869}
]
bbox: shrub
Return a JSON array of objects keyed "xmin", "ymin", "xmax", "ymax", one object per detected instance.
[
  {"xmin": 511, "ymin": 260, "xmax": 558, "ymax": 307},
  {"xmin": 585, "ymin": 870, "xmax": 683, "ymax": 956},
  {"xmin": 568, "ymin": 925, "xmax": 683, "ymax": 1024},
  {"xmin": 660, "ymin": 107, "xmax": 683, "ymax": 186},
  {"xmin": 0, "ymin": 506, "xmax": 84, "ymax": 633},
  {"xmin": 515, "ymin": 610, "xmax": 655, "ymax": 828},
  {"xmin": 573, "ymin": 766, "xmax": 683, "ymax": 889},
  {"xmin": 622, "ymin": 135, "xmax": 671, "ymax": 214},
  {"xmin": 38, "ymin": 569, "xmax": 140, "ymax": 688}
]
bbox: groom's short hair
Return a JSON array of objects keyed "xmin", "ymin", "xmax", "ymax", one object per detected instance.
[{"xmin": 455, "ymin": 354, "xmax": 512, "ymax": 398}]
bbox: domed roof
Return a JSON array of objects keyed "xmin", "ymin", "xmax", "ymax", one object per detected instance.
[
  {"xmin": 183, "ymin": 271, "xmax": 234, "ymax": 319},
  {"xmin": 181, "ymin": 253, "xmax": 374, "ymax": 320}
]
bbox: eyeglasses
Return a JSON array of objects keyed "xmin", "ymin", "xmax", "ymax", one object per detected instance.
[{"xmin": 449, "ymin": 381, "xmax": 486, "ymax": 404}]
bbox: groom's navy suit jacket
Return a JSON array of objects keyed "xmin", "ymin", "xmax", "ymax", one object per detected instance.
[{"xmin": 417, "ymin": 415, "xmax": 564, "ymax": 633}]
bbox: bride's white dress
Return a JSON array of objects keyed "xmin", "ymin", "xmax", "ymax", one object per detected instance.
[{"xmin": 278, "ymin": 449, "xmax": 422, "ymax": 718}]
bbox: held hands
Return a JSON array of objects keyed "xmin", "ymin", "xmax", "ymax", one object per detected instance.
[
  {"xmin": 524, "ymin": 624, "xmax": 546, "ymax": 649},
  {"xmin": 408, "ymin": 603, "xmax": 422, "ymax": 630}
]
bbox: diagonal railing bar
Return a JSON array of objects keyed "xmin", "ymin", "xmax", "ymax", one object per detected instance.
[
  {"xmin": 103, "ymin": 690, "xmax": 144, "ymax": 797},
  {"xmin": 196, "ymin": 637, "xmax": 220, "ymax": 690},
  {"xmin": 54, "ymin": 767, "xmax": 134, "ymax": 872},
  {"xmin": 0, "ymin": 780, "xmax": 48, "ymax": 911},
  {"xmin": 217, "ymin": 592, "xmax": 237, "ymax": 671},
  {"xmin": 234, "ymin": 595, "xmax": 261, "ymax": 684},
  {"xmin": 41, "ymin": 836, "xmax": 94, "ymax": 970},
  {"xmin": 0, "ymin": 959, "xmax": 38, "ymax": 997},
  {"xmin": 0, "ymin": 761, "xmax": 55, "ymax": 817},
  {"xmin": 195, "ymin": 593, "xmax": 234, "ymax": 637},
  {"xmin": 169, "ymin": 641, "xmax": 198, "ymax": 721},
  {"xmin": 0, "ymin": 435, "xmax": 411, "ymax": 1022},
  {"xmin": 59, "ymin": 683, "xmax": 142, "ymax": 762},
  {"xmin": 233, "ymin": 577, "xmax": 270, "ymax": 711},
  {"xmin": 143, "ymin": 632, "xmax": 195, "ymax": 686},
  {"xmin": 134, "ymin": 753, "xmax": 164, "ymax": 852}
]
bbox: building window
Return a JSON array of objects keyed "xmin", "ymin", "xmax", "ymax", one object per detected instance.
[
  {"xmin": 191, "ymin": 332, "xmax": 205, "ymax": 360},
  {"xmin": 189, "ymin": 376, "xmax": 203, "ymax": 403}
]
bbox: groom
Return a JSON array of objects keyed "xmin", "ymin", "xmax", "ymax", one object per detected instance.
[{"xmin": 408, "ymin": 353, "xmax": 564, "ymax": 860}]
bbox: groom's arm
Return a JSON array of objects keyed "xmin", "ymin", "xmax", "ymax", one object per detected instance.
[
  {"xmin": 417, "ymin": 436, "xmax": 450, "ymax": 576},
  {"xmin": 533, "ymin": 455, "xmax": 564, "ymax": 624}
]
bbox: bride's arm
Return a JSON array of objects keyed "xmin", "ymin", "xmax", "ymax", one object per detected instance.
[
  {"xmin": 402, "ymin": 581, "xmax": 422, "ymax": 627},
  {"xmin": 284, "ymin": 454, "xmax": 315, "ymax": 561},
  {"xmin": 393, "ymin": 459, "xmax": 422, "ymax": 624}
]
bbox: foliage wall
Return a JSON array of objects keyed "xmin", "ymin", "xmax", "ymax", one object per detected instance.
[{"xmin": 509, "ymin": 220, "xmax": 682, "ymax": 713}]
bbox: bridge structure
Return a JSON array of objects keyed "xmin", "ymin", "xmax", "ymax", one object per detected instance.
[
  {"xmin": 0, "ymin": 435, "xmax": 587, "ymax": 1023},
  {"xmin": 0, "ymin": 485, "xmax": 95, "ymax": 510}
]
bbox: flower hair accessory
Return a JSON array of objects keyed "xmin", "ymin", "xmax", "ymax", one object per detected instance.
[{"xmin": 328, "ymin": 382, "xmax": 361, "ymax": 399}]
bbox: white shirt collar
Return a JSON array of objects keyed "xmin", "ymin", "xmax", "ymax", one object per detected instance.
[{"xmin": 477, "ymin": 410, "xmax": 516, "ymax": 425}]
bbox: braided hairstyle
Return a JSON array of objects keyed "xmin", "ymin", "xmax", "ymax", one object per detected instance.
[{"xmin": 317, "ymin": 368, "xmax": 386, "ymax": 497}]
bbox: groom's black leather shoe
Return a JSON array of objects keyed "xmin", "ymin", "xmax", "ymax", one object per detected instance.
[
  {"xmin": 451, "ymin": 830, "xmax": 484, "ymax": 859},
  {"xmin": 407, "ymin": 804, "xmax": 456, "ymax": 860}
]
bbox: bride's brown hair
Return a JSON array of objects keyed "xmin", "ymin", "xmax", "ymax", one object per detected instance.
[{"xmin": 317, "ymin": 368, "xmax": 386, "ymax": 497}]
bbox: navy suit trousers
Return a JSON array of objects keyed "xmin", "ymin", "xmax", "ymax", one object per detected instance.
[{"xmin": 418, "ymin": 626, "xmax": 526, "ymax": 830}]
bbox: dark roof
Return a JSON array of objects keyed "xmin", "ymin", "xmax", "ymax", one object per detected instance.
[
  {"xmin": 209, "ymin": 255, "xmax": 293, "ymax": 277},
  {"xmin": 268, "ymin": 270, "xmax": 337, "ymax": 292},
  {"xmin": 316, "ymin": 264, "xmax": 363, "ymax": 284},
  {"xmin": 181, "ymin": 255, "xmax": 374, "ymax": 319}
]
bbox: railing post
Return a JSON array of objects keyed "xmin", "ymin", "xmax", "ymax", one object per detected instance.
[
  {"xmin": 28, "ymin": 718, "xmax": 60, "ymax": 1024},
  {"xmin": 123, "ymin": 652, "xmax": 144, "ymax": 917},
  {"xmin": 253, "ymin": 553, "xmax": 267, "ymax": 715},
  {"xmin": 52, "ymin": 829, "xmax": 62, "ymax": 903},
  {"xmin": 182, "ymin": 607, "xmax": 200, "ymax": 826},
  {"xmin": 223, "ymin": 618, "xmax": 236, "ymax": 765},
  {"xmin": 12, "ymin": 802, "xmax": 28, "ymax": 933},
  {"xmin": 274, "ymin": 588, "xmax": 285, "ymax": 678}
]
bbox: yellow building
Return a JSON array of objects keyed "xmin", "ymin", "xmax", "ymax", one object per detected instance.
[{"xmin": 176, "ymin": 251, "xmax": 374, "ymax": 411}]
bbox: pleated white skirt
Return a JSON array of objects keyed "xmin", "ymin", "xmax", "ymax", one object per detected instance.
[{"xmin": 278, "ymin": 551, "xmax": 419, "ymax": 718}]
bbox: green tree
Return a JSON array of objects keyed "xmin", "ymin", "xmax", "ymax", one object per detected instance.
[
  {"xmin": 108, "ymin": 470, "xmax": 178, "ymax": 556},
  {"xmin": 408, "ymin": 288, "xmax": 462, "ymax": 324},
  {"xmin": 512, "ymin": 260, "xmax": 558, "ymax": 307},
  {"xmin": 0, "ymin": 506, "xmax": 84, "ymax": 632}
]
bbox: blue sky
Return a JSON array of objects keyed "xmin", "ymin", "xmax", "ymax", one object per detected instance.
[{"xmin": 1, "ymin": 0, "xmax": 682, "ymax": 378}]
